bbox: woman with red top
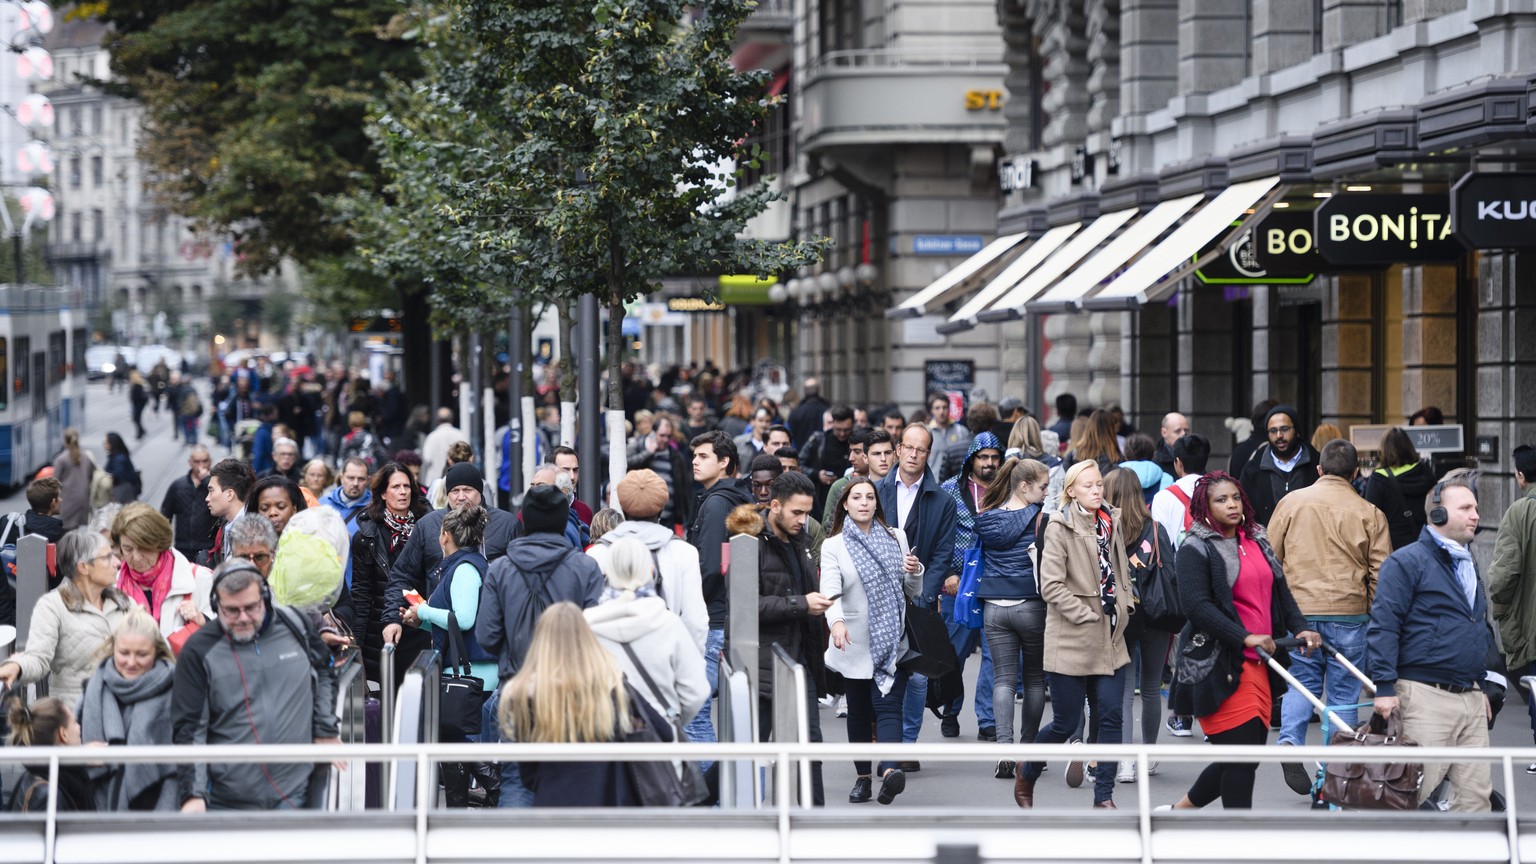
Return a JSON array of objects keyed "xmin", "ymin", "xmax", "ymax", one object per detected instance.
[{"xmin": 1165, "ymin": 472, "xmax": 1318, "ymax": 809}]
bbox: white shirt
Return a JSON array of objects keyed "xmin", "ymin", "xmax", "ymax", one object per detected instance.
[
  {"xmin": 1272, "ymin": 448, "xmax": 1304, "ymax": 473},
  {"xmin": 1150, "ymin": 473, "xmax": 1200, "ymax": 548},
  {"xmin": 895, "ymin": 474, "xmax": 922, "ymax": 530}
]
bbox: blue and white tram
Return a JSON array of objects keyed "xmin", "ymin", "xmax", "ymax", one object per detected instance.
[{"xmin": 0, "ymin": 287, "xmax": 86, "ymax": 488}]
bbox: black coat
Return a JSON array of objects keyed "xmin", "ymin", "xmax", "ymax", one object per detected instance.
[
  {"xmin": 517, "ymin": 688, "xmax": 671, "ymax": 808},
  {"xmin": 160, "ymin": 473, "xmax": 212, "ymax": 557},
  {"xmin": 1237, "ymin": 442, "xmax": 1320, "ymax": 526},
  {"xmin": 1362, "ymin": 462, "xmax": 1436, "ymax": 551},
  {"xmin": 755, "ymin": 527, "xmax": 827, "ymax": 700},
  {"xmin": 381, "ymin": 507, "xmax": 517, "ymax": 626}
]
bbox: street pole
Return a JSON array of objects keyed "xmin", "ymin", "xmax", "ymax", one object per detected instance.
[
  {"xmin": 577, "ymin": 292, "xmax": 600, "ymax": 508},
  {"xmin": 468, "ymin": 330, "xmax": 483, "ymax": 461},
  {"xmin": 506, "ymin": 304, "xmax": 524, "ymax": 501}
]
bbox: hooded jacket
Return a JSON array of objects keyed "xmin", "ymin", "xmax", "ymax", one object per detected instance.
[
  {"xmin": 1119, "ymin": 459, "xmax": 1174, "ymax": 499},
  {"xmin": 687, "ymin": 477, "xmax": 754, "ymax": 629},
  {"xmin": 1491, "ymin": 485, "xmax": 1536, "ymax": 669},
  {"xmin": 586, "ymin": 519, "xmax": 708, "ymax": 654},
  {"xmin": 585, "ymin": 595, "xmax": 707, "ymax": 724},
  {"xmin": 1362, "ymin": 461, "xmax": 1436, "ymax": 550},
  {"xmin": 756, "ymin": 523, "xmax": 826, "ymax": 699},
  {"xmin": 477, "ymin": 532, "xmax": 606, "ymax": 681},
  {"xmin": 942, "ymin": 432, "xmax": 1002, "ymax": 573},
  {"xmin": 976, "ymin": 504, "xmax": 1041, "ymax": 600},
  {"xmin": 321, "ymin": 486, "xmax": 372, "ymax": 526}
]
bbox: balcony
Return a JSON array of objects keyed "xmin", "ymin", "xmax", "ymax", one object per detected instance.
[
  {"xmin": 738, "ymin": 0, "xmax": 791, "ymax": 33},
  {"xmin": 45, "ymin": 241, "xmax": 108, "ymax": 263},
  {"xmin": 799, "ymin": 50, "xmax": 1007, "ymax": 153}
]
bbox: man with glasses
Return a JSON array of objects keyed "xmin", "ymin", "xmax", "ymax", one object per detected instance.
[
  {"xmin": 936, "ymin": 432, "xmax": 1004, "ymax": 740},
  {"xmin": 161, "ymin": 447, "xmax": 214, "ymax": 562},
  {"xmin": 226, "ymin": 513, "xmax": 279, "ymax": 577},
  {"xmin": 172, "ymin": 557, "xmax": 339, "ymax": 811},
  {"xmin": 1237, "ymin": 404, "xmax": 1319, "ymax": 525},
  {"xmin": 877, "ymin": 424, "xmax": 957, "ymax": 761}
]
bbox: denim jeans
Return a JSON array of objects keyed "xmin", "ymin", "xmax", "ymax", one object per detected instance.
[
  {"xmin": 843, "ymin": 671, "xmax": 908, "ymax": 776},
  {"xmin": 1020, "ymin": 666, "xmax": 1128, "ymax": 804},
  {"xmin": 901, "ymin": 672, "xmax": 927, "ymax": 743},
  {"xmin": 983, "ymin": 600, "xmax": 1046, "ymax": 745},
  {"xmin": 1277, "ymin": 619, "xmax": 1368, "ymax": 745},
  {"xmin": 481, "ymin": 686, "xmax": 534, "ymax": 808},
  {"xmin": 686, "ymin": 628, "xmax": 726, "ymax": 771}
]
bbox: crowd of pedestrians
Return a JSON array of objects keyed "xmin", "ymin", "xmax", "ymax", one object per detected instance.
[{"xmin": 0, "ymin": 354, "xmax": 1528, "ymax": 819}]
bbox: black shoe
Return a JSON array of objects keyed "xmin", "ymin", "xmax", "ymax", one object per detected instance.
[
  {"xmin": 977, "ymin": 726, "xmax": 996, "ymax": 742},
  {"xmin": 848, "ymin": 776, "xmax": 872, "ymax": 804},
  {"xmin": 877, "ymin": 769, "xmax": 906, "ymax": 805},
  {"xmin": 994, "ymin": 759, "xmax": 1015, "ymax": 779},
  {"xmin": 1281, "ymin": 760, "xmax": 1314, "ymax": 795},
  {"xmin": 940, "ymin": 715, "xmax": 960, "ymax": 738},
  {"xmin": 898, "ymin": 761, "xmax": 921, "ymax": 773}
]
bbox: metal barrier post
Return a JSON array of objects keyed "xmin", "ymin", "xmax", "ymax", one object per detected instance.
[
  {"xmin": 15, "ymin": 534, "xmax": 48, "ymax": 650},
  {"xmin": 389, "ymin": 649, "xmax": 440, "ymax": 812},
  {"xmin": 716, "ymin": 655, "xmax": 757, "ymax": 809},
  {"xmin": 770, "ymin": 644, "xmax": 812, "ymax": 809},
  {"xmin": 726, "ymin": 533, "xmax": 760, "ymax": 697},
  {"xmin": 380, "ymin": 643, "xmax": 396, "ymax": 745}
]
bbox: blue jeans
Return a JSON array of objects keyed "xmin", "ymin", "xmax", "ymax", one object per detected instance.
[
  {"xmin": 481, "ymin": 687, "xmax": 534, "ymax": 808},
  {"xmin": 1021, "ymin": 666, "xmax": 1128, "ymax": 804},
  {"xmin": 686, "ymin": 628, "xmax": 726, "ymax": 771},
  {"xmin": 1277, "ymin": 619, "xmax": 1368, "ymax": 745}
]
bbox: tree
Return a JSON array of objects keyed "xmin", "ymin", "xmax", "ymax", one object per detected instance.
[{"xmin": 364, "ymin": 0, "xmax": 824, "ymax": 409}]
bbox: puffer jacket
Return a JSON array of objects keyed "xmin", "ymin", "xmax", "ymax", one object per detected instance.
[
  {"xmin": 7, "ymin": 588, "xmax": 132, "ymax": 706},
  {"xmin": 1266, "ymin": 474, "xmax": 1389, "ymax": 616},
  {"xmin": 756, "ymin": 526, "xmax": 826, "ymax": 700},
  {"xmin": 585, "ymin": 595, "xmax": 707, "ymax": 725},
  {"xmin": 943, "ymin": 432, "xmax": 1003, "ymax": 573},
  {"xmin": 1119, "ymin": 459, "xmax": 1173, "ymax": 500},
  {"xmin": 1037, "ymin": 504, "xmax": 1133, "ymax": 677},
  {"xmin": 586, "ymin": 519, "xmax": 708, "ymax": 654},
  {"xmin": 975, "ymin": 504, "xmax": 1041, "ymax": 600}
]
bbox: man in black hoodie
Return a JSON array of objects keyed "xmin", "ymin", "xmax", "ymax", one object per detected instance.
[
  {"xmin": 1238, "ymin": 404, "xmax": 1320, "ymax": 525},
  {"xmin": 685, "ymin": 429, "xmax": 752, "ymax": 753}
]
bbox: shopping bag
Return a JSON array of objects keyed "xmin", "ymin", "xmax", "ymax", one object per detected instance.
[
  {"xmin": 951, "ymin": 545, "xmax": 983, "ymax": 630},
  {"xmin": 898, "ymin": 600, "xmax": 958, "ymax": 679}
]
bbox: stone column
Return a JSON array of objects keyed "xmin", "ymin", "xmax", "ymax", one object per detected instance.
[
  {"xmin": 1251, "ymin": 0, "xmax": 1313, "ymax": 74},
  {"xmin": 1043, "ymin": 312, "xmax": 1095, "ymax": 420},
  {"xmin": 1322, "ymin": 0, "xmax": 1388, "ymax": 52},
  {"xmin": 1402, "ymin": 0, "xmax": 1466, "ymax": 23},
  {"xmin": 1400, "ymin": 264, "xmax": 1459, "ymax": 423},
  {"xmin": 1040, "ymin": 0, "xmax": 1091, "ymax": 147},
  {"xmin": 1086, "ymin": 312, "xmax": 1123, "ymax": 408},
  {"xmin": 1475, "ymin": 251, "xmax": 1536, "ymax": 526},
  {"xmin": 1177, "ymin": 0, "xmax": 1248, "ymax": 95},
  {"xmin": 1177, "ymin": 284, "xmax": 1243, "ymax": 463},
  {"xmin": 1121, "ymin": 0, "xmax": 1178, "ymax": 114},
  {"xmin": 1085, "ymin": 0, "xmax": 1121, "ymax": 132},
  {"xmin": 1320, "ymin": 273, "xmax": 1375, "ymax": 429},
  {"xmin": 999, "ymin": 0, "xmax": 1037, "ymax": 154}
]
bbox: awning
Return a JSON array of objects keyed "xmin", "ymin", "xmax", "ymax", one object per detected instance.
[
  {"xmin": 1081, "ymin": 176, "xmax": 1283, "ymax": 311},
  {"xmin": 973, "ymin": 208, "xmax": 1139, "ymax": 324},
  {"xmin": 1025, "ymin": 193, "xmax": 1205, "ymax": 314},
  {"xmin": 937, "ymin": 223, "xmax": 1081, "ymax": 334},
  {"xmin": 885, "ymin": 232, "xmax": 1030, "ymax": 320}
]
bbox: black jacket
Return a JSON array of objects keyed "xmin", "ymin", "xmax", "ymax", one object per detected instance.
[
  {"xmin": 787, "ymin": 395, "xmax": 829, "ymax": 452},
  {"xmin": 382, "ymin": 507, "xmax": 517, "ymax": 626},
  {"xmin": 160, "ymin": 472, "xmax": 213, "ymax": 557},
  {"xmin": 1362, "ymin": 462, "xmax": 1436, "ymax": 551},
  {"xmin": 756, "ymin": 526, "xmax": 826, "ymax": 700},
  {"xmin": 477, "ymin": 533, "xmax": 606, "ymax": 682},
  {"xmin": 687, "ymin": 478, "xmax": 754, "ymax": 629},
  {"xmin": 22, "ymin": 510, "xmax": 63, "ymax": 543},
  {"xmin": 1171, "ymin": 521, "xmax": 1307, "ymax": 716},
  {"xmin": 1237, "ymin": 442, "xmax": 1320, "ymax": 526}
]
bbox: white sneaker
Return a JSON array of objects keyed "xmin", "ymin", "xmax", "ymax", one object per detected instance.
[
  {"xmin": 835, "ymin": 695, "xmax": 848, "ymax": 718},
  {"xmin": 1147, "ymin": 761, "xmax": 1160, "ymax": 776},
  {"xmin": 818, "ymin": 695, "xmax": 835, "ymax": 708},
  {"xmin": 1116, "ymin": 762, "xmax": 1137, "ymax": 784},
  {"xmin": 1154, "ymin": 804, "xmax": 1174, "ymax": 811}
]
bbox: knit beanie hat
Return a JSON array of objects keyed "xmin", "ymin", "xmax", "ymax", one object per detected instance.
[
  {"xmin": 444, "ymin": 462, "xmax": 485, "ymax": 495},
  {"xmin": 616, "ymin": 469, "xmax": 669, "ymax": 519},
  {"xmin": 522, "ymin": 483, "xmax": 570, "ymax": 535}
]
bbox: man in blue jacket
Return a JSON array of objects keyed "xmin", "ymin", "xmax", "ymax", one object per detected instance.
[
  {"xmin": 937, "ymin": 431, "xmax": 1003, "ymax": 739},
  {"xmin": 1368, "ymin": 476, "xmax": 1494, "ymax": 811},
  {"xmin": 878, "ymin": 424, "xmax": 957, "ymax": 756}
]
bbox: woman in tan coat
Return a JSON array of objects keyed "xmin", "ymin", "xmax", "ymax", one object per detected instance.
[{"xmin": 1012, "ymin": 460, "xmax": 1133, "ymax": 810}]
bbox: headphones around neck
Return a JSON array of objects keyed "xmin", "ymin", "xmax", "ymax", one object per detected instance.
[
  {"xmin": 1428, "ymin": 482, "xmax": 1448, "ymax": 527},
  {"xmin": 208, "ymin": 560, "xmax": 273, "ymax": 614}
]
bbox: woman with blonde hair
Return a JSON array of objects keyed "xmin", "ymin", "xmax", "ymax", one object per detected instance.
[
  {"xmin": 300, "ymin": 459, "xmax": 335, "ymax": 502},
  {"xmin": 52, "ymin": 427, "xmax": 97, "ymax": 529},
  {"xmin": 1309, "ymin": 423, "xmax": 1344, "ymax": 455},
  {"xmin": 79, "ymin": 608, "xmax": 179, "ymax": 810},
  {"xmin": 1068, "ymin": 409, "xmax": 1123, "ymax": 472},
  {"xmin": 1012, "ymin": 460, "xmax": 1133, "ymax": 810},
  {"xmin": 500, "ymin": 602, "xmax": 673, "ymax": 807},
  {"xmin": 1005, "ymin": 416, "xmax": 1065, "ymax": 513},
  {"xmin": 111, "ymin": 503, "xmax": 213, "ymax": 639}
]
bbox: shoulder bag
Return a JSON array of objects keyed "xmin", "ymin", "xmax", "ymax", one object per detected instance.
[
  {"xmin": 619, "ymin": 643, "xmax": 708, "ymax": 806},
  {"xmin": 898, "ymin": 599, "xmax": 958, "ymax": 679},
  {"xmin": 1320, "ymin": 708, "xmax": 1423, "ymax": 810},
  {"xmin": 439, "ymin": 581, "xmax": 487, "ymax": 739},
  {"xmin": 619, "ymin": 680, "xmax": 688, "ymax": 807}
]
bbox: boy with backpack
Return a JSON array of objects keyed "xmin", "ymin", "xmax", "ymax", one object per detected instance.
[{"xmin": 1148, "ymin": 433, "xmax": 1211, "ymax": 737}]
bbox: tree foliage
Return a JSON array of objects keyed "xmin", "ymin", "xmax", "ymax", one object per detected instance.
[{"xmin": 364, "ymin": 0, "xmax": 824, "ymax": 406}]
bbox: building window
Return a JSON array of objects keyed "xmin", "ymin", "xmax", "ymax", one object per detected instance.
[
  {"xmin": 817, "ymin": 0, "xmax": 862, "ymax": 59},
  {"xmin": 90, "ymin": 155, "xmax": 103, "ymax": 187},
  {"xmin": 68, "ymin": 107, "xmax": 80, "ymax": 136},
  {"xmin": 90, "ymin": 105, "xmax": 102, "ymax": 135},
  {"xmin": 68, "ymin": 157, "xmax": 80, "ymax": 188},
  {"xmin": 70, "ymin": 211, "xmax": 81, "ymax": 242},
  {"xmin": 92, "ymin": 209, "xmax": 104, "ymax": 241}
]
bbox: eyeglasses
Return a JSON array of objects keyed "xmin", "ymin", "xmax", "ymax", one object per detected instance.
[
  {"xmin": 87, "ymin": 550, "xmax": 122, "ymax": 565},
  {"xmin": 902, "ymin": 445, "xmax": 930, "ymax": 456},
  {"xmin": 221, "ymin": 601, "xmax": 265, "ymax": 621},
  {"xmin": 1267, "ymin": 425, "xmax": 1294, "ymax": 435}
]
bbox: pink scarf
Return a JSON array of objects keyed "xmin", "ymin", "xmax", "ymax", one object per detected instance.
[{"xmin": 118, "ymin": 550, "xmax": 176, "ymax": 622}]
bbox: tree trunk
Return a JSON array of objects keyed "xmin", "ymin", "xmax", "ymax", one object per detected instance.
[
  {"xmin": 557, "ymin": 299, "xmax": 575, "ymax": 400},
  {"xmin": 606, "ymin": 292, "xmax": 624, "ymax": 412}
]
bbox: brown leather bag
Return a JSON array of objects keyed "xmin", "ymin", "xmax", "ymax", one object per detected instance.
[{"xmin": 1319, "ymin": 708, "xmax": 1424, "ymax": 810}]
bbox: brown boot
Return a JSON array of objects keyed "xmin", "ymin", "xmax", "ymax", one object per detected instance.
[
  {"xmin": 1093, "ymin": 799, "xmax": 1117, "ymax": 809},
  {"xmin": 1013, "ymin": 767, "xmax": 1035, "ymax": 808}
]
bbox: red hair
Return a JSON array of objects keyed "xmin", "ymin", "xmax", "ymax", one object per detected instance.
[{"xmin": 1190, "ymin": 471, "xmax": 1259, "ymax": 535}]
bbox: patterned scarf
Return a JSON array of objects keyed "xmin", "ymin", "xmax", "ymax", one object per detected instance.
[
  {"xmin": 842, "ymin": 522, "xmax": 906, "ymax": 696},
  {"xmin": 1093, "ymin": 507, "xmax": 1118, "ymax": 633},
  {"xmin": 383, "ymin": 508, "xmax": 416, "ymax": 555}
]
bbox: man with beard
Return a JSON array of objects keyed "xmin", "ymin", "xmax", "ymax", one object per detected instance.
[
  {"xmin": 801, "ymin": 403, "xmax": 856, "ymax": 513},
  {"xmin": 171, "ymin": 559, "xmax": 339, "ymax": 811},
  {"xmin": 1238, "ymin": 404, "xmax": 1319, "ymax": 525},
  {"xmin": 936, "ymin": 432, "xmax": 1003, "ymax": 739}
]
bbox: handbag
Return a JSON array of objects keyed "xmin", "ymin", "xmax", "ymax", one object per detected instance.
[
  {"xmin": 438, "ymin": 587, "xmax": 488, "ymax": 740},
  {"xmin": 167, "ymin": 620, "xmax": 201, "ymax": 657},
  {"xmin": 1320, "ymin": 708, "xmax": 1424, "ymax": 810},
  {"xmin": 897, "ymin": 599, "xmax": 958, "ymax": 679},
  {"xmin": 951, "ymin": 545, "xmax": 983, "ymax": 630},
  {"xmin": 1169, "ymin": 629, "xmax": 1242, "ymax": 717},
  {"xmin": 1136, "ymin": 524, "xmax": 1185, "ymax": 632},
  {"xmin": 619, "ymin": 643, "xmax": 707, "ymax": 806},
  {"xmin": 620, "ymin": 681, "xmax": 687, "ymax": 807}
]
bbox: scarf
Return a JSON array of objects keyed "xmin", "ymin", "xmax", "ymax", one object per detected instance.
[
  {"xmin": 1429, "ymin": 530, "xmax": 1479, "ymax": 611},
  {"xmin": 601, "ymin": 583, "xmax": 657, "ymax": 604},
  {"xmin": 842, "ymin": 521, "xmax": 906, "ymax": 696},
  {"xmin": 383, "ymin": 508, "xmax": 416, "ymax": 555},
  {"xmin": 1092, "ymin": 506, "xmax": 1118, "ymax": 633},
  {"xmin": 79, "ymin": 658, "xmax": 176, "ymax": 811},
  {"xmin": 117, "ymin": 550, "xmax": 175, "ymax": 623}
]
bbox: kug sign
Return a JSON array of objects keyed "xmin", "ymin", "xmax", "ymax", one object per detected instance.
[
  {"xmin": 1451, "ymin": 172, "xmax": 1536, "ymax": 249},
  {"xmin": 1314, "ymin": 194, "xmax": 1467, "ymax": 265}
]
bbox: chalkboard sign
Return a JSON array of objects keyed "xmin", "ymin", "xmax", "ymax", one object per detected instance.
[
  {"xmin": 1350, "ymin": 423, "xmax": 1465, "ymax": 455},
  {"xmin": 925, "ymin": 360, "xmax": 975, "ymax": 418}
]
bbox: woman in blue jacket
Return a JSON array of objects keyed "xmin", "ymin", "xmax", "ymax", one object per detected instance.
[{"xmin": 976, "ymin": 458, "xmax": 1051, "ymax": 779}]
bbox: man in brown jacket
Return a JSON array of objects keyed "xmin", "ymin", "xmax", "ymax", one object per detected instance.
[{"xmin": 1267, "ymin": 438, "xmax": 1391, "ymax": 794}]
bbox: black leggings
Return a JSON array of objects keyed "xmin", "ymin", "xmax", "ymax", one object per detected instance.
[{"xmin": 1187, "ymin": 717, "xmax": 1267, "ymax": 809}]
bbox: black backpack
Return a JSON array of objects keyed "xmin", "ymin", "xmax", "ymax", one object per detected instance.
[{"xmin": 505, "ymin": 548, "xmax": 577, "ymax": 674}]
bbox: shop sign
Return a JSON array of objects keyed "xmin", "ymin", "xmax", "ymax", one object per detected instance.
[
  {"xmin": 1451, "ymin": 173, "xmax": 1536, "ymax": 249},
  {"xmin": 1194, "ymin": 210, "xmax": 1318, "ymax": 285},
  {"xmin": 1350, "ymin": 423, "xmax": 1464, "ymax": 455},
  {"xmin": 1314, "ymin": 194, "xmax": 1466, "ymax": 265},
  {"xmin": 667, "ymin": 296, "xmax": 726, "ymax": 313},
  {"xmin": 998, "ymin": 157, "xmax": 1037, "ymax": 193},
  {"xmin": 913, "ymin": 235, "xmax": 985, "ymax": 256},
  {"xmin": 964, "ymin": 90, "xmax": 1004, "ymax": 111},
  {"xmin": 924, "ymin": 360, "xmax": 975, "ymax": 418},
  {"xmin": 1071, "ymin": 146, "xmax": 1094, "ymax": 186}
]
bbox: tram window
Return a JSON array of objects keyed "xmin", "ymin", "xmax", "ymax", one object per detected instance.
[
  {"xmin": 0, "ymin": 337, "xmax": 7, "ymax": 411},
  {"xmin": 48, "ymin": 331, "xmax": 64, "ymax": 387},
  {"xmin": 71, "ymin": 328, "xmax": 86, "ymax": 378},
  {"xmin": 15, "ymin": 336, "xmax": 29, "ymax": 396}
]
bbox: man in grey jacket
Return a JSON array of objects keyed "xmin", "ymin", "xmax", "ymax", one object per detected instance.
[{"xmin": 171, "ymin": 559, "xmax": 339, "ymax": 811}]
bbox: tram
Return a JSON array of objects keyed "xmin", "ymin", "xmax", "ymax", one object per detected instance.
[{"xmin": 0, "ymin": 286, "xmax": 86, "ymax": 489}]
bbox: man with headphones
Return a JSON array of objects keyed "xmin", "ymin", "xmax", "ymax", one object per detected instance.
[
  {"xmin": 171, "ymin": 557, "xmax": 339, "ymax": 811},
  {"xmin": 1367, "ymin": 475, "xmax": 1496, "ymax": 811}
]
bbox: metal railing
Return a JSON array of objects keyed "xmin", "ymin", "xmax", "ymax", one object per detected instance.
[
  {"xmin": 716, "ymin": 652, "xmax": 758, "ymax": 809},
  {"xmin": 1, "ymin": 740, "xmax": 1532, "ymax": 864},
  {"xmin": 388, "ymin": 649, "xmax": 440, "ymax": 812}
]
